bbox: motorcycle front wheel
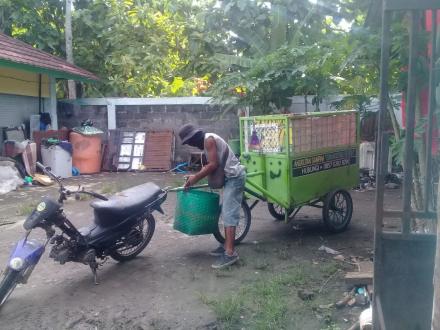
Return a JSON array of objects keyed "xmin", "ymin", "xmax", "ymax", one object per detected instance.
[
  {"xmin": 0, "ymin": 268, "xmax": 20, "ymax": 308},
  {"xmin": 110, "ymin": 214, "xmax": 156, "ymax": 262}
]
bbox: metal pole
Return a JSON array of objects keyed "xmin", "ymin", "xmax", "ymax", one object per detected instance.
[
  {"xmin": 49, "ymin": 76, "xmax": 58, "ymax": 130},
  {"xmin": 373, "ymin": 6, "xmax": 391, "ymax": 329},
  {"xmin": 424, "ymin": 10, "xmax": 438, "ymax": 213},
  {"xmin": 402, "ymin": 11, "xmax": 420, "ymax": 235}
]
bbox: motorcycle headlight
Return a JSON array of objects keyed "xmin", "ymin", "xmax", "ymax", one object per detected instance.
[{"xmin": 9, "ymin": 257, "xmax": 24, "ymax": 271}]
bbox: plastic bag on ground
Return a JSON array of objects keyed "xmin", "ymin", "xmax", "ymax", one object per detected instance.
[
  {"xmin": 0, "ymin": 161, "xmax": 23, "ymax": 194},
  {"xmin": 360, "ymin": 306, "xmax": 372, "ymax": 329}
]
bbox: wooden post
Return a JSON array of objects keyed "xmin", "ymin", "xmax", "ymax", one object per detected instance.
[
  {"xmin": 432, "ymin": 182, "xmax": 440, "ymax": 329},
  {"xmin": 49, "ymin": 76, "xmax": 58, "ymax": 130}
]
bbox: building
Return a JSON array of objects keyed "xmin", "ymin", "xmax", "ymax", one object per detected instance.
[{"xmin": 0, "ymin": 32, "xmax": 98, "ymax": 131}]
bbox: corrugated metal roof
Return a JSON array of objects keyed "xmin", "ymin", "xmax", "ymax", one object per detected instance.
[{"xmin": 0, "ymin": 33, "xmax": 98, "ymax": 82}]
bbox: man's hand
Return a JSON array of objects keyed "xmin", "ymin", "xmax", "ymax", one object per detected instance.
[{"xmin": 184, "ymin": 175, "xmax": 198, "ymax": 190}]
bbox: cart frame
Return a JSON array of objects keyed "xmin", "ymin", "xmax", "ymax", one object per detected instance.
[{"xmin": 239, "ymin": 111, "xmax": 360, "ymax": 218}]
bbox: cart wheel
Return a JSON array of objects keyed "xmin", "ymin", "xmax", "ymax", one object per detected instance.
[
  {"xmin": 267, "ymin": 203, "xmax": 294, "ymax": 221},
  {"xmin": 323, "ymin": 190, "xmax": 353, "ymax": 233},
  {"xmin": 213, "ymin": 201, "xmax": 251, "ymax": 245}
]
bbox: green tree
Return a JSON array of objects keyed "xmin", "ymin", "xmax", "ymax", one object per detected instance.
[
  {"xmin": 72, "ymin": 0, "xmax": 212, "ymax": 97},
  {"xmin": 0, "ymin": 0, "xmax": 212, "ymax": 97},
  {"xmin": 0, "ymin": 0, "xmax": 65, "ymax": 55},
  {"xmin": 196, "ymin": 0, "xmax": 368, "ymax": 113}
]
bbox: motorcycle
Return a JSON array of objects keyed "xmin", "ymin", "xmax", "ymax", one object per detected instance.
[{"xmin": 0, "ymin": 162, "xmax": 167, "ymax": 307}]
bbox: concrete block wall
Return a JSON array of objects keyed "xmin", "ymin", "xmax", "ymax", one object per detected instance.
[
  {"xmin": 58, "ymin": 103, "xmax": 108, "ymax": 131},
  {"xmin": 58, "ymin": 102, "xmax": 239, "ymax": 163}
]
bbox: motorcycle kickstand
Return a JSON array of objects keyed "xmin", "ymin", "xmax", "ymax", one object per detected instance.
[{"xmin": 90, "ymin": 263, "xmax": 99, "ymax": 285}]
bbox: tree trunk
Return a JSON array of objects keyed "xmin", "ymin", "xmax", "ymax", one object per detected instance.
[
  {"xmin": 432, "ymin": 182, "xmax": 440, "ymax": 329},
  {"xmin": 65, "ymin": 0, "xmax": 76, "ymax": 99}
]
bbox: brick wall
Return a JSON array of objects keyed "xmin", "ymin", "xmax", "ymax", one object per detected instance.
[
  {"xmin": 58, "ymin": 103, "xmax": 108, "ymax": 131},
  {"xmin": 57, "ymin": 102, "xmax": 239, "ymax": 162}
]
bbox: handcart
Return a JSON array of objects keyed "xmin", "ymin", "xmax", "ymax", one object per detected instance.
[
  {"xmin": 240, "ymin": 110, "xmax": 359, "ymax": 233},
  {"xmin": 170, "ymin": 111, "xmax": 359, "ymax": 244}
]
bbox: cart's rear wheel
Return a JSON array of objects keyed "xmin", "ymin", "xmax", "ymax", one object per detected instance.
[
  {"xmin": 323, "ymin": 190, "xmax": 353, "ymax": 233},
  {"xmin": 214, "ymin": 201, "xmax": 251, "ymax": 245},
  {"xmin": 267, "ymin": 203, "xmax": 294, "ymax": 221}
]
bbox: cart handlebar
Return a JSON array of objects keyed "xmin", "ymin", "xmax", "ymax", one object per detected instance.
[{"xmin": 167, "ymin": 184, "xmax": 209, "ymax": 192}]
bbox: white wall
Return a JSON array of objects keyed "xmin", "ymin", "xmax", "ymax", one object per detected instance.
[{"xmin": 0, "ymin": 93, "xmax": 49, "ymax": 127}]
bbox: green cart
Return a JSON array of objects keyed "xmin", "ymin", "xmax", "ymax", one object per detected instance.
[{"xmin": 235, "ymin": 110, "xmax": 359, "ymax": 236}]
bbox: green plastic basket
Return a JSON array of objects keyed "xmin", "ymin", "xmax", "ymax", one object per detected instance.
[{"xmin": 173, "ymin": 190, "xmax": 220, "ymax": 235}]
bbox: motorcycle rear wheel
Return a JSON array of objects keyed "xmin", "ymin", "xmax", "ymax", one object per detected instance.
[
  {"xmin": 110, "ymin": 214, "xmax": 156, "ymax": 262},
  {"xmin": 0, "ymin": 269, "xmax": 20, "ymax": 308}
]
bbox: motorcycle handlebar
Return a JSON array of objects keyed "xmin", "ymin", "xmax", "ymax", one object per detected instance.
[
  {"xmin": 37, "ymin": 162, "xmax": 108, "ymax": 201},
  {"xmin": 36, "ymin": 161, "xmax": 63, "ymax": 186},
  {"xmin": 76, "ymin": 189, "xmax": 108, "ymax": 201},
  {"xmin": 84, "ymin": 191, "xmax": 108, "ymax": 201},
  {"xmin": 36, "ymin": 161, "xmax": 45, "ymax": 171}
]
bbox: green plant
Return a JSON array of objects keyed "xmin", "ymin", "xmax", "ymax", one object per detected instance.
[
  {"xmin": 16, "ymin": 202, "xmax": 37, "ymax": 216},
  {"xmin": 254, "ymin": 259, "xmax": 271, "ymax": 271},
  {"xmin": 203, "ymin": 266, "xmax": 311, "ymax": 329},
  {"xmin": 321, "ymin": 262, "xmax": 340, "ymax": 277},
  {"xmin": 202, "ymin": 293, "xmax": 244, "ymax": 329},
  {"xmin": 99, "ymin": 183, "xmax": 121, "ymax": 195},
  {"xmin": 321, "ymin": 323, "xmax": 341, "ymax": 330}
]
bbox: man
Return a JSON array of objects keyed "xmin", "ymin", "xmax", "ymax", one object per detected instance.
[{"xmin": 178, "ymin": 124, "xmax": 245, "ymax": 269}]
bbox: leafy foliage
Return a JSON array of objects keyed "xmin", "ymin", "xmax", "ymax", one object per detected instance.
[
  {"xmin": 0, "ymin": 0, "xmax": 423, "ymax": 113},
  {"xmin": 0, "ymin": 0, "xmax": 65, "ymax": 55},
  {"xmin": 196, "ymin": 0, "xmax": 380, "ymax": 113},
  {"xmin": 73, "ymin": 0, "xmax": 212, "ymax": 97},
  {"xmin": 0, "ymin": 0, "xmax": 212, "ymax": 97}
]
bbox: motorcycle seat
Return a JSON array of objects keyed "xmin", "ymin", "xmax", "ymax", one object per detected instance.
[{"xmin": 91, "ymin": 182, "xmax": 162, "ymax": 227}]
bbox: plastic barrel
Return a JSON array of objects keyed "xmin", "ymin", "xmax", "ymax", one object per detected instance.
[
  {"xmin": 173, "ymin": 190, "xmax": 220, "ymax": 235},
  {"xmin": 70, "ymin": 132, "xmax": 102, "ymax": 174}
]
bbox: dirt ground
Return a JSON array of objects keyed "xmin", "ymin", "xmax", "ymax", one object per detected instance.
[{"xmin": 0, "ymin": 172, "xmax": 401, "ymax": 330}]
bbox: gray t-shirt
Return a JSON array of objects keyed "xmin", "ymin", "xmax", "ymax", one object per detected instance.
[{"xmin": 204, "ymin": 133, "xmax": 244, "ymax": 178}]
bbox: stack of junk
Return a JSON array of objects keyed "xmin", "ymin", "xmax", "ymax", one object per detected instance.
[
  {"xmin": 1, "ymin": 126, "xmax": 38, "ymax": 194},
  {"xmin": 1, "ymin": 116, "xmax": 177, "ymax": 195}
]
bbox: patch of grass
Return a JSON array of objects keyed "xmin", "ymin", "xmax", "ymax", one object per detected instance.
[
  {"xmin": 321, "ymin": 262, "xmax": 340, "ymax": 277},
  {"xmin": 203, "ymin": 266, "xmax": 312, "ymax": 330},
  {"xmin": 276, "ymin": 245, "xmax": 291, "ymax": 260},
  {"xmin": 99, "ymin": 183, "xmax": 122, "ymax": 195},
  {"xmin": 248, "ymin": 279, "xmax": 287, "ymax": 330},
  {"xmin": 215, "ymin": 270, "xmax": 233, "ymax": 278},
  {"xmin": 77, "ymin": 193, "xmax": 93, "ymax": 201},
  {"xmin": 320, "ymin": 322, "xmax": 341, "ymax": 330},
  {"xmin": 200, "ymin": 293, "xmax": 244, "ymax": 330},
  {"xmin": 276, "ymin": 266, "xmax": 307, "ymax": 287},
  {"xmin": 16, "ymin": 202, "xmax": 37, "ymax": 216},
  {"xmin": 254, "ymin": 259, "xmax": 271, "ymax": 271},
  {"xmin": 251, "ymin": 242, "xmax": 271, "ymax": 255},
  {"xmin": 211, "ymin": 294, "xmax": 244, "ymax": 327}
]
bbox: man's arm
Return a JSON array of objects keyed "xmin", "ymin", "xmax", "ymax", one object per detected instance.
[{"xmin": 184, "ymin": 137, "xmax": 218, "ymax": 188}]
